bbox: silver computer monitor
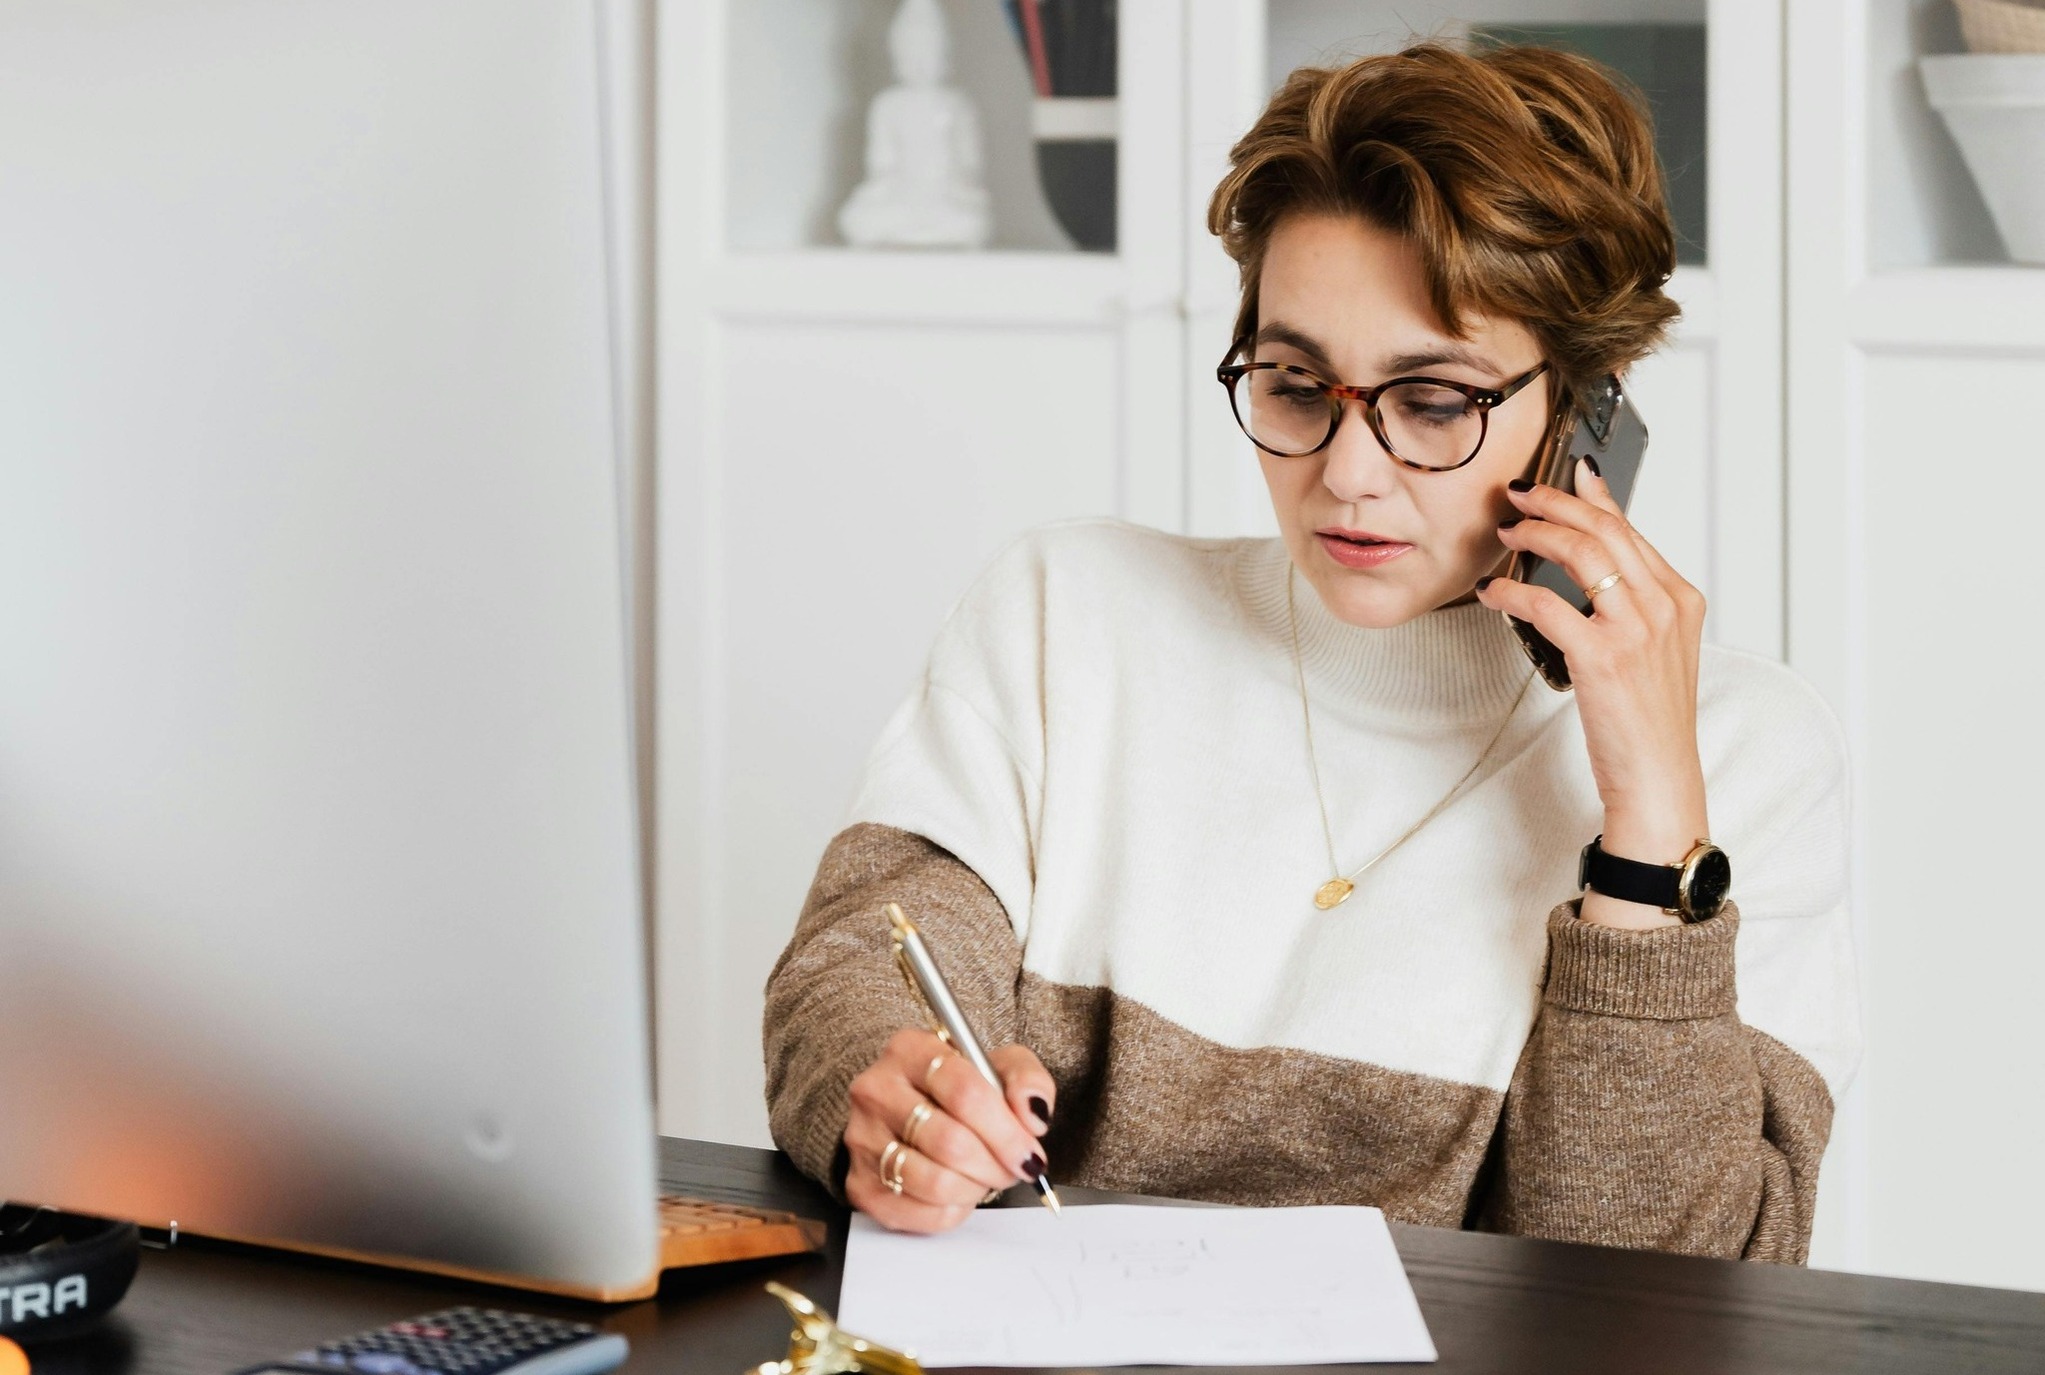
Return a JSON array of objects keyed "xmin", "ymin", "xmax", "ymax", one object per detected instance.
[{"xmin": 0, "ymin": 0, "xmax": 660, "ymax": 1295}]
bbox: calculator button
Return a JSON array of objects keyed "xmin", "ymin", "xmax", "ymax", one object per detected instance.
[{"xmin": 346, "ymin": 1356, "xmax": 420, "ymax": 1375}]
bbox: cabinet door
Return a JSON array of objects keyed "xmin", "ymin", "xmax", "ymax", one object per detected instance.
[
  {"xmin": 1788, "ymin": 0, "xmax": 2045, "ymax": 1294},
  {"xmin": 656, "ymin": 0, "xmax": 1188, "ymax": 1147}
]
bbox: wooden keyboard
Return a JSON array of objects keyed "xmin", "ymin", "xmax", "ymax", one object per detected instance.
[{"xmin": 656, "ymin": 1195, "xmax": 827, "ymax": 1268}]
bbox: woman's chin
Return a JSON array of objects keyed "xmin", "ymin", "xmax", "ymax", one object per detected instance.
[{"xmin": 1302, "ymin": 568, "xmax": 1442, "ymax": 630}]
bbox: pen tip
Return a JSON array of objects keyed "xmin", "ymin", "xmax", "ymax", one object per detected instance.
[{"xmin": 1038, "ymin": 1179, "xmax": 1062, "ymax": 1216}]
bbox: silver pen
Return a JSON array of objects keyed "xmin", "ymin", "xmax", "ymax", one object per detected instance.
[{"xmin": 885, "ymin": 901, "xmax": 1062, "ymax": 1215}]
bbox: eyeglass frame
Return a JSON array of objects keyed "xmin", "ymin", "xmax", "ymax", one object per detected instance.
[{"xmin": 1215, "ymin": 340, "xmax": 1552, "ymax": 473}]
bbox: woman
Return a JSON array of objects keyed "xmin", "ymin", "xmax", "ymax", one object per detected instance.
[{"xmin": 763, "ymin": 42, "xmax": 1857, "ymax": 1263}]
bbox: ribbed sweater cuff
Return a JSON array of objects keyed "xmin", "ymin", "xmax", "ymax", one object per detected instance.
[{"xmin": 1542, "ymin": 898, "xmax": 1740, "ymax": 1020}]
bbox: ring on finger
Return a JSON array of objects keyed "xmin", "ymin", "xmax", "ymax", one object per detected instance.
[
  {"xmin": 1582, "ymin": 570, "xmax": 1624, "ymax": 602},
  {"xmin": 903, "ymin": 1100, "xmax": 933, "ymax": 1151},
  {"xmin": 924, "ymin": 1052, "xmax": 949, "ymax": 1091},
  {"xmin": 879, "ymin": 1139, "xmax": 908, "ymax": 1195}
]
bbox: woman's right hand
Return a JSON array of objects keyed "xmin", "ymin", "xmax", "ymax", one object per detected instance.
[{"xmin": 843, "ymin": 1027, "xmax": 1056, "ymax": 1233}]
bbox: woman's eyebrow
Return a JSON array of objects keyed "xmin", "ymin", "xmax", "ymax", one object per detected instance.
[
  {"xmin": 1382, "ymin": 343, "xmax": 1500, "ymax": 375},
  {"xmin": 1255, "ymin": 321, "xmax": 1500, "ymax": 377},
  {"xmin": 1252, "ymin": 322, "xmax": 1335, "ymax": 369}
]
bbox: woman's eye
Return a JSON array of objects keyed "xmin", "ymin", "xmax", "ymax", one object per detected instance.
[
  {"xmin": 1269, "ymin": 382, "xmax": 1325, "ymax": 407},
  {"xmin": 1390, "ymin": 387, "xmax": 1472, "ymax": 427}
]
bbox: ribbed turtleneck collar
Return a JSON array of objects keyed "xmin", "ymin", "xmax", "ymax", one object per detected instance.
[{"xmin": 1236, "ymin": 536, "xmax": 1540, "ymax": 725}]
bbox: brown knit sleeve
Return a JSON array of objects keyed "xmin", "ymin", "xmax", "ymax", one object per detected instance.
[
  {"xmin": 762, "ymin": 821, "xmax": 1025, "ymax": 1201},
  {"xmin": 1478, "ymin": 899, "xmax": 1835, "ymax": 1263}
]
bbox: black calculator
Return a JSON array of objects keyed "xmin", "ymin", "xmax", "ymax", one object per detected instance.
[{"xmin": 232, "ymin": 1305, "xmax": 628, "ymax": 1375}]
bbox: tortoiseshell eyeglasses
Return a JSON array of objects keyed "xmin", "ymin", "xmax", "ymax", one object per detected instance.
[{"xmin": 1216, "ymin": 343, "xmax": 1550, "ymax": 472}]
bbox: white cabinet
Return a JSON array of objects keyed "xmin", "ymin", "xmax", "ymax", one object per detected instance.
[
  {"xmin": 655, "ymin": 0, "xmax": 1189, "ymax": 1152},
  {"xmin": 1788, "ymin": 0, "xmax": 2045, "ymax": 1294}
]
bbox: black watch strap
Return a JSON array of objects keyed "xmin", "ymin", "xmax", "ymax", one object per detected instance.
[
  {"xmin": 1577, "ymin": 834, "xmax": 1731, "ymax": 922},
  {"xmin": 1578, "ymin": 835, "xmax": 1680, "ymax": 909}
]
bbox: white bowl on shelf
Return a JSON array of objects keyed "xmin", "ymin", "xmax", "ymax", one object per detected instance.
[{"xmin": 1921, "ymin": 55, "xmax": 2045, "ymax": 264}]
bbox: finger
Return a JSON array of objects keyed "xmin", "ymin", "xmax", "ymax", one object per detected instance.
[
  {"xmin": 846, "ymin": 1168, "xmax": 972, "ymax": 1235},
  {"xmin": 847, "ymin": 1062, "xmax": 1012, "ymax": 1191},
  {"xmin": 894, "ymin": 1143, "xmax": 992, "ymax": 1208},
  {"xmin": 1506, "ymin": 478, "xmax": 1654, "ymax": 588},
  {"xmin": 1571, "ymin": 456, "xmax": 1624, "ymax": 519},
  {"xmin": 1496, "ymin": 517, "xmax": 1642, "ymax": 615},
  {"xmin": 844, "ymin": 1115, "xmax": 994, "ymax": 1209},
  {"xmin": 1573, "ymin": 458, "xmax": 1691, "ymax": 591},
  {"xmin": 845, "ymin": 1101, "xmax": 1009, "ymax": 1204},
  {"xmin": 988, "ymin": 1044, "xmax": 1056, "ymax": 1136},
  {"xmin": 1475, "ymin": 574, "xmax": 1597, "ymax": 659},
  {"xmin": 907, "ymin": 1044, "xmax": 1044, "ymax": 1184}
]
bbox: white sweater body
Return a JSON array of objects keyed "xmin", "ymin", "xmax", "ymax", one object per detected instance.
[{"xmin": 845, "ymin": 518, "xmax": 1860, "ymax": 1101}]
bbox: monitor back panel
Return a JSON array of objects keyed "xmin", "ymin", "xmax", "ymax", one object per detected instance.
[{"xmin": 0, "ymin": 0, "xmax": 659, "ymax": 1294}]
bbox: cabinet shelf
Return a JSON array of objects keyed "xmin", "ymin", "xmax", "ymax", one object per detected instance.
[
  {"xmin": 724, "ymin": 1, "xmax": 1087, "ymax": 254},
  {"xmin": 708, "ymin": 249, "xmax": 1129, "ymax": 326},
  {"xmin": 708, "ymin": 254, "xmax": 1726, "ymax": 338},
  {"xmin": 1848, "ymin": 267, "xmax": 2045, "ymax": 350}
]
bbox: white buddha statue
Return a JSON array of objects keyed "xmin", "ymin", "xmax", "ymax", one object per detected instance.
[{"xmin": 837, "ymin": 0, "xmax": 992, "ymax": 249}]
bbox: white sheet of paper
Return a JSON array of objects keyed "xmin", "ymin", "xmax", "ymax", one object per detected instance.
[{"xmin": 836, "ymin": 1204, "xmax": 1437, "ymax": 1367}]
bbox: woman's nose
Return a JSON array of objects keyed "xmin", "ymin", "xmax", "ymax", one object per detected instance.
[{"xmin": 1318, "ymin": 401, "xmax": 1402, "ymax": 502}]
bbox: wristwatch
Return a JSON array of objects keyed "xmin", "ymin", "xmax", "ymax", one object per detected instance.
[{"xmin": 1577, "ymin": 835, "xmax": 1733, "ymax": 923}]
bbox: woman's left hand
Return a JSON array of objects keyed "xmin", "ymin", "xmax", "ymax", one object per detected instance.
[{"xmin": 1477, "ymin": 457, "xmax": 1709, "ymax": 930}]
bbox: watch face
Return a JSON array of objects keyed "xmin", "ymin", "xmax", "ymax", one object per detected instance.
[{"xmin": 1686, "ymin": 847, "xmax": 1733, "ymax": 916}]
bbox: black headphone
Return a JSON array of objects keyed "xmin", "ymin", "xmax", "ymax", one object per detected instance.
[{"xmin": 0, "ymin": 1205, "xmax": 140, "ymax": 1344}]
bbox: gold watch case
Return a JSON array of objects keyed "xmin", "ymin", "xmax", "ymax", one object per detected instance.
[{"xmin": 1672, "ymin": 838, "xmax": 1733, "ymax": 922}]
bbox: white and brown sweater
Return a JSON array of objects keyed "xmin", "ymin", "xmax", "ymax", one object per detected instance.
[{"xmin": 764, "ymin": 518, "xmax": 1860, "ymax": 1262}]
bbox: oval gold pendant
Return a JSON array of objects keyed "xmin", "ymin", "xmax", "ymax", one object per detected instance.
[{"xmin": 1314, "ymin": 878, "xmax": 1354, "ymax": 910}]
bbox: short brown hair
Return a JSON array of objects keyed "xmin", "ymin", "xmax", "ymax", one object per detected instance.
[{"xmin": 1207, "ymin": 42, "xmax": 1680, "ymax": 402}]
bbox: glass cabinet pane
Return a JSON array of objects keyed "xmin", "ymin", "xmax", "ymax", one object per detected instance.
[{"xmin": 1266, "ymin": 1, "xmax": 1709, "ymax": 264}]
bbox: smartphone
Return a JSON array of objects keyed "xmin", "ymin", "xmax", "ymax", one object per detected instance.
[{"xmin": 1502, "ymin": 373, "xmax": 1648, "ymax": 691}]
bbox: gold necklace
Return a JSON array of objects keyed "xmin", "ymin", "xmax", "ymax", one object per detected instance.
[{"xmin": 1287, "ymin": 564, "xmax": 1536, "ymax": 911}]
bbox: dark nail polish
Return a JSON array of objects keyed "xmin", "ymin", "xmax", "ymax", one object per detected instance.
[
  {"xmin": 1497, "ymin": 517, "xmax": 1523, "ymax": 530},
  {"xmin": 1581, "ymin": 454, "xmax": 1602, "ymax": 478},
  {"xmin": 1030, "ymin": 1095, "xmax": 1052, "ymax": 1127},
  {"xmin": 1475, "ymin": 576, "xmax": 1496, "ymax": 591},
  {"xmin": 1021, "ymin": 1153, "xmax": 1045, "ymax": 1180},
  {"xmin": 1508, "ymin": 478, "xmax": 1534, "ymax": 493}
]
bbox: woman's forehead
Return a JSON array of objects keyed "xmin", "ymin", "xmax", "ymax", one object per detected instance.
[{"xmin": 1255, "ymin": 213, "xmax": 1536, "ymax": 377}]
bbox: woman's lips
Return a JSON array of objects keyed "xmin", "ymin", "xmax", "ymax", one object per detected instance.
[{"xmin": 1316, "ymin": 531, "xmax": 1413, "ymax": 568}]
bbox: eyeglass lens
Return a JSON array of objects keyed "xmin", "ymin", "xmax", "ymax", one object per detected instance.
[{"xmin": 1237, "ymin": 370, "xmax": 1486, "ymax": 468}]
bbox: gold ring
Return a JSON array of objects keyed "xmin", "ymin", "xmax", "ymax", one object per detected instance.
[
  {"xmin": 903, "ymin": 1100, "xmax": 933, "ymax": 1151},
  {"xmin": 980, "ymin": 1186, "xmax": 1003, "ymax": 1205},
  {"xmin": 924, "ymin": 1053, "xmax": 948, "ymax": 1091},
  {"xmin": 879, "ymin": 1139, "xmax": 907, "ymax": 1195},
  {"xmin": 886, "ymin": 1142, "xmax": 911, "ymax": 1194},
  {"xmin": 1582, "ymin": 571, "xmax": 1623, "ymax": 601}
]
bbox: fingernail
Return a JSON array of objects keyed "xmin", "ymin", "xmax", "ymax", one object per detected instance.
[
  {"xmin": 1508, "ymin": 478, "xmax": 1534, "ymax": 493},
  {"xmin": 1580, "ymin": 454, "xmax": 1602, "ymax": 479},
  {"xmin": 1029, "ymin": 1096, "xmax": 1052, "ymax": 1129},
  {"xmin": 1497, "ymin": 517, "xmax": 1523, "ymax": 530},
  {"xmin": 1475, "ymin": 576, "xmax": 1496, "ymax": 592},
  {"xmin": 1021, "ymin": 1154, "xmax": 1045, "ymax": 1180}
]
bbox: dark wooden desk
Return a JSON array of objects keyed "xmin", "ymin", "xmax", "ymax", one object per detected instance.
[{"xmin": 26, "ymin": 1137, "xmax": 2045, "ymax": 1374}]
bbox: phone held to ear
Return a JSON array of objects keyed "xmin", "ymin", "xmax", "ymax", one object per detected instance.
[{"xmin": 1502, "ymin": 373, "xmax": 1649, "ymax": 691}]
